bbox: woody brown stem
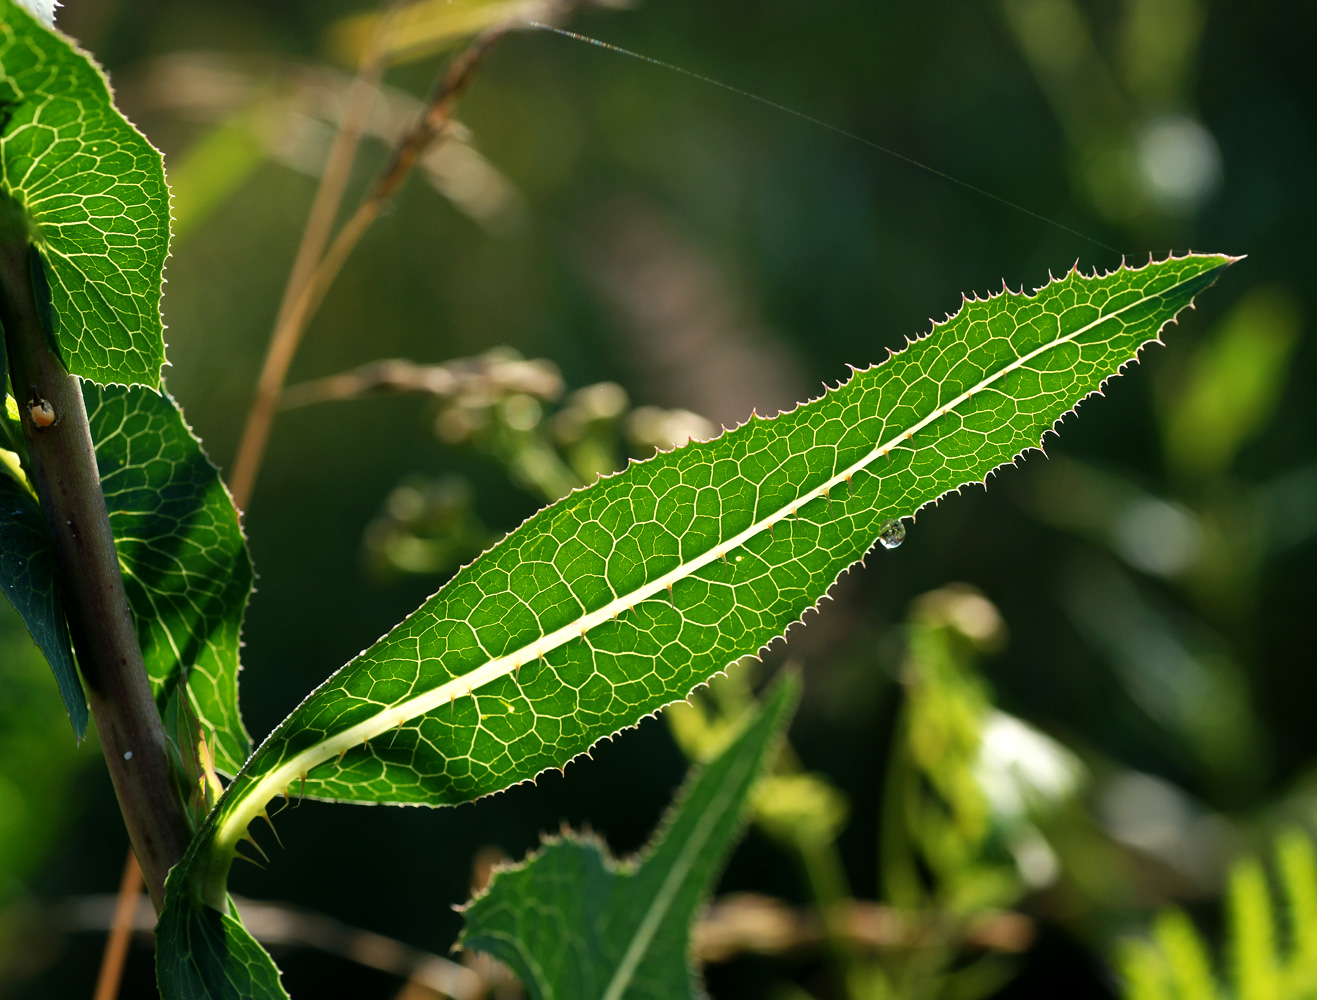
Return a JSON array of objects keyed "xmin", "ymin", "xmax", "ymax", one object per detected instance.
[{"xmin": 0, "ymin": 223, "xmax": 191, "ymax": 911}]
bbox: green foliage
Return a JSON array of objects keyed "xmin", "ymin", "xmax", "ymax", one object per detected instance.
[
  {"xmin": 213, "ymin": 254, "xmax": 1227, "ymax": 849},
  {"xmin": 0, "ymin": 355, "xmax": 251, "ymax": 760},
  {"xmin": 1117, "ymin": 830, "xmax": 1317, "ymax": 1000},
  {"xmin": 156, "ymin": 896, "xmax": 287, "ymax": 1000},
  {"xmin": 0, "ymin": 0, "xmax": 168, "ymax": 388},
  {"xmin": 1160, "ymin": 284, "xmax": 1301, "ymax": 481},
  {"xmin": 0, "ymin": 441, "xmax": 82, "ymax": 735},
  {"xmin": 887, "ymin": 587, "xmax": 1022, "ymax": 915},
  {"xmin": 872, "ymin": 585, "xmax": 1082, "ymax": 999},
  {"xmin": 86, "ymin": 383, "xmax": 252, "ymax": 773},
  {"xmin": 0, "ymin": 7, "xmax": 249, "ymax": 759},
  {"xmin": 152, "ymin": 253, "xmax": 1231, "ymax": 998},
  {"xmin": 459, "ymin": 676, "xmax": 798, "ymax": 1000},
  {"xmin": 0, "ymin": 2, "xmax": 1281, "ymax": 998}
]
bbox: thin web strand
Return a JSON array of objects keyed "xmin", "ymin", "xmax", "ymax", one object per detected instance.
[{"xmin": 527, "ymin": 21, "xmax": 1119, "ymax": 255}]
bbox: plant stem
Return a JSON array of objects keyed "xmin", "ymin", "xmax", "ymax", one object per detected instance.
[
  {"xmin": 226, "ymin": 30, "xmax": 389, "ymax": 512},
  {"xmin": 0, "ymin": 234, "xmax": 191, "ymax": 911},
  {"xmin": 228, "ymin": 23, "xmax": 508, "ymax": 510},
  {"xmin": 92, "ymin": 852, "xmax": 143, "ymax": 1000}
]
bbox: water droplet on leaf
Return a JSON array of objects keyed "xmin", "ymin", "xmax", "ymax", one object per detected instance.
[{"xmin": 879, "ymin": 519, "xmax": 906, "ymax": 550}]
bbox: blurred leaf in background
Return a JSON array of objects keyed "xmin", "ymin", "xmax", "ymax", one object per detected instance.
[
  {"xmin": 1118, "ymin": 830, "xmax": 1317, "ymax": 1000},
  {"xmin": 1159, "ymin": 285, "xmax": 1300, "ymax": 483}
]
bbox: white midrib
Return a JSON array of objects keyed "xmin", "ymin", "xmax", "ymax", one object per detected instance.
[{"xmin": 214, "ymin": 282, "xmax": 1174, "ymax": 855}]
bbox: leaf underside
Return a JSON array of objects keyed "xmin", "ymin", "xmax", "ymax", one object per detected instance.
[
  {"xmin": 88, "ymin": 382, "xmax": 253, "ymax": 773},
  {"xmin": 0, "ymin": 0, "xmax": 169, "ymax": 388},
  {"xmin": 159, "ymin": 253, "xmax": 1234, "ymax": 1000},
  {"xmin": 459, "ymin": 676, "xmax": 798, "ymax": 1000},
  {"xmin": 213, "ymin": 253, "xmax": 1231, "ymax": 827}
]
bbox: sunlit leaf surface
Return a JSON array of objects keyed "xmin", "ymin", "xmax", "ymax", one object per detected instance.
[
  {"xmin": 156, "ymin": 897, "xmax": 288, "ymax": 1000},
  {"xmin": 216, "ymin": 253, "xmax": 1231, "ymax": 824},
  {"xmin": 0, "ymin": 0, "xmax": 169, "ymax": 387},
  {"xmin": 159, "ymin": 253, "xmax": 1233, "ymax": 999},
  {"xmin": 88, "ymin": 383, "xmax": 252, "ymax": 772}
]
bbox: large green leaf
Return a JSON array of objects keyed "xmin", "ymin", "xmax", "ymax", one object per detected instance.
[
  {"xmin": 0, "ymin": 0, "xmax": 169, "ymax": 387},
  {"xmin": 0, "ymin": 455, "xmax": 84, "ymax": 736},
  {"xmin": 459, "ymin": 675, "xmax": 798, "ymax": 1000},
  {"xmin": 158, "ymin": 254, "xmax": 1233, "ymax": 999},
  {"xmin": 87, "ymin": 382, "xmax": 252, "ymax": 773}
]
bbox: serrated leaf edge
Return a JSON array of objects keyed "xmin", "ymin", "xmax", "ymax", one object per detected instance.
[{"xmin": 206, "ymin": 252, "xmax": 1233, "ymax": 865}]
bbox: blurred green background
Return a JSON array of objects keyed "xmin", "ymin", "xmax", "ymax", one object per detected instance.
[{"xmin": 1, "ymin": 0, "xmax": 1314, "ymax": 996}]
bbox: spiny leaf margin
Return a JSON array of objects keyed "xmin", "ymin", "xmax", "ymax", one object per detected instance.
[{"xmin": 170, "ymin": 252, "xmax": 1233, "ymax": 939}]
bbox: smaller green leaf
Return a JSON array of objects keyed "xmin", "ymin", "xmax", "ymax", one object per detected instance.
[
  {"xmin": 2, "ymin": 391, "xmax": 28, "ymax": 468},
  {"xmin": 87, "ymin": 383, "xmax": 253, "ymax": 772},
  {"xmin": 1116, "ymin": 938, "xmax": 1175, "ymax": 1000},
  {"xmin": 0, "ymin": 468, "xmax": 84, "ymax": 736},
  {"xmin": 459, "ymin": 675, "xmax": 798, "ymax": 1000},
  {"xmin": 156, "ymin": 891, "xmax": 287, "ymax": 1000}
]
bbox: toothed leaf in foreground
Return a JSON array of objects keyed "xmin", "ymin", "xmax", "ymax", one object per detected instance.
[
  {"xmin": 87, "ymin": 383, "xmax": 253, "ymax": 772},
  {"xmin": 459, "ymin": 675, "xmax": 798, "ymax": 1000},
  {"xmin": 158, "ymin": 253, "xmax": 1233, "ymax": 1000},
  {"xmin": 0, "ymin": 0, "xmax": 169, "ymax": 387},
  {"xmin": 0, "ymin": 465, "xmax": 84, "ymax": 736}
]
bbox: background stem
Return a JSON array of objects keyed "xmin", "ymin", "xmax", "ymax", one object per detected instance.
[
  {"xmin": 227, "ymin": 23, "xmax": 508, "ymax": 510},
  {"xmin": 92, "ymin": 852, "xmax": 142, "ymax": 1000},
  {"xmin": 0, "ymin": 235, "xmax": 191, "ymax": 911}
]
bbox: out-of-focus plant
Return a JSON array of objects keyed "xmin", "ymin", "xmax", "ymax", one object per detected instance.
[
  {"xmin": 1001, "ymin": 0, "xmax": 1221, "ymax": 222},
  {"xmin": 863, "ymin": 585, "xmax": 1083, "ymax": 1000},
  {"xmin": 667, "ymin": 585, "xmax": 1084, "ymax": 1000},
  {"xmin": 133, "ymin": 51, "xmax": 528, "ymax": 241},
  {"xmin": 1118, "ymin": 829, "xmax": 1317, "ymax": 1000},
  {"xmin": 296, "ymin": 348, "xmax": 714, "ymax": 577},
  {"xmin": 0, "ymin": 607, "xmax": 85, "ymax": 989}
]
